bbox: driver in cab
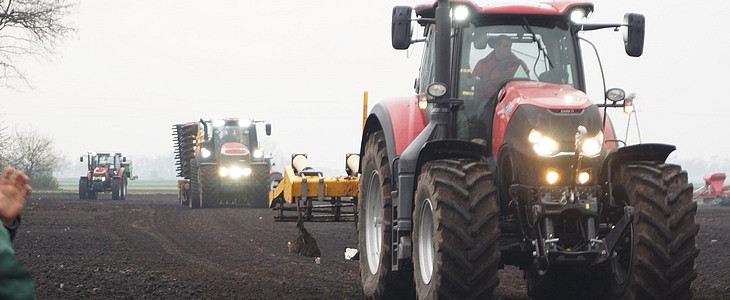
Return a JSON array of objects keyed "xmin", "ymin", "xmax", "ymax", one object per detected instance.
[{"xmin": 470, "ymin": 35, "xmax": 529, "ymax": 100}]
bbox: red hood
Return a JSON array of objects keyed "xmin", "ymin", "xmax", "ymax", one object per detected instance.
[
  {"xmin": 220, "ymin": 142, "xmax": 250, "ymax": 156},
  {"xmin": 93, "ymin": 166, "xmax": 109, "ymax": 176},
  {"xmin": 501, "ymin": 81, "xmax": 592, "ymax": 115}
]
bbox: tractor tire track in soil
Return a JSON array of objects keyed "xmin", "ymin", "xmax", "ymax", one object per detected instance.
[{"xmin": 12, "ymin": 192, "xmax": 730, "ymax": 299}]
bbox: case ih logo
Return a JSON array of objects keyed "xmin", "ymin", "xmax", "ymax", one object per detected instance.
[{"xmin": 552, "ymin": 109, "xmax": 582, "ymax": 114}]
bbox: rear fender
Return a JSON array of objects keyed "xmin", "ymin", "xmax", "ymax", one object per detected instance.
[{"xmin": 359, "ymin": 97, "xmax": 426, "ymax": 179}]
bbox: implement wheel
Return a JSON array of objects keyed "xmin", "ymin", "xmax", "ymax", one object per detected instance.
[
  {"xmin": 608, "ymin": 163, "xmax": 699, "ymax": 299},
  {"xmin": 412, "ymin": 159, "xmax": 500, "ymax": 300},
  {"xmin": 358, "ymin": 131, "xmax": 414, "ymax": 299}
]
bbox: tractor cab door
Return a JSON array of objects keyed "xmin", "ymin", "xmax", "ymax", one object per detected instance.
[{"xmin": 416, "ymin": 24, "xmax": 437, "ymax": 124}]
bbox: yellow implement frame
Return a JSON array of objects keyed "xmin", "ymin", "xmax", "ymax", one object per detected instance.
[{"xmin": 269, "ymin": 155, "xmax": 359, "ymax": 222}]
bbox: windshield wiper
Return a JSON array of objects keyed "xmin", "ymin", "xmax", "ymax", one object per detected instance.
[{"xmin": 522, "ymin": 18, "xmax": 554, "ymax": 69}]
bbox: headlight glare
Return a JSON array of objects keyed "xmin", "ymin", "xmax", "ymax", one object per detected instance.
[
  {"xmin": 529, "ymin": 129, "xmax": 559, "ymax": 156},
  {"xmin": 253, "ymin": 149, "xmax": 264, "ymax": 159},
  {"xmin": 219, "ymin": 167, "xmax": 230, "ymax": 177},
  {"xmin": 578, "ymin": 171, "xmax": 591, "ymax": 184},
  {"xmin": 580, "ymin": 132, "xmax": 603, "ymax": 157},
  {"xmin": 546, "ymin": 171, "xmax": 559, "ymax": 185},
  {"xmin": 201, "ymin": 148, "xmax": 211, "ymax": 158}
]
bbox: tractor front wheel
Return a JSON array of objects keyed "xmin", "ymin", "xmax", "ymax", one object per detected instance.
[
  {"xmin": 608, "ymin": 163, "xmax": 699, "ymax": 300},
  {"xmin": 250, "ymin": 168, "xmax": 272, "ymax": 208},
  {"xmin": 357, "ymin": 131, "xmax": 414, "ymax": 299},
  {"xmin": 412, "ymin": 159, "xmax": 500, "ymax": 300},
  {"xmin": 111, "ymin": 178, "xmax": 121, "ymax": 200},
  {"xmin": 120, "ymin": 177, "xmax": 127, "ymax": 200},
  {"xmin": 79, "ymin": 178, "xmax": 88, "ymax": 200},
  {"xmin": 189, "ymin": 159, "xmax": 201, "ymax": 209},
  {"xmin": 199, "ymin": 164, "xmax": 220, "ymax": 208}
]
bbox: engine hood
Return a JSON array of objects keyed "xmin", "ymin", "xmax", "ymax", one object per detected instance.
[
  {"xmin": 93, "ymin": 166, "xmax": 109, "ymax": 176},
  {"xmin": 501, "ymin": 81, "xmax": 592, "ymax": 114},
  {"xmin": 220, "ymin": 142, "xmax": 250, "ymax": 157}
]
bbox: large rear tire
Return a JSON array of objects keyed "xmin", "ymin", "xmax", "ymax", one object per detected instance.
[
  {"xmin": 111, "ymin": 178, "xmax": 121, "ymax": 200},
  {"xmin": 79, "ymin": 178, "xmax": 88, "ymax": 200},
  {"xmin": 412, "ymin": 159, "xmax": 500, "ymax": 300},
  {"xmin": 608, "ymin": 163, "xmax": 699, "ymax": 300},
  {"xmin": 358, "ymin": 131, "xmax": 414, "ymax": 300},
  {"xmin": 199, "ymin": 164, "xmax": 221, "ymax": 208},
  {"xmin": 120, "ymin": 177, "xmax": 127, "ymax": 200},
  {"xmin": 189, "ymin": 159, "xmax": 201, "ymax": 209}
]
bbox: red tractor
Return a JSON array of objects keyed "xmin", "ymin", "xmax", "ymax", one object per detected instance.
[
  {"xmin": 357, "ymin": 1, "xmax": 699, "ymax": 299},
  {"xmin": 79, "ymin": 152, "xmax": 134, "ymax": 200},
  {"xmin": 694, "ymin": 173, "xmax": 730, "ymax": 206}
]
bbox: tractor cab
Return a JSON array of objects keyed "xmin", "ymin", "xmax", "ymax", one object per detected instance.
[{"xmin": 93, "ymin": 153, "xmax": 121, "ymax": 170}]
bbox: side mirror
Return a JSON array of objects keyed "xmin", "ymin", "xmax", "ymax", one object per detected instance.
[
  {"xmin": 123, "ymin": 156, "xmax": 127, "ymax": 162},
  {"xmin": 80, "ymin": 156, "xmax": 84, "ymax": 162},
  {"xmin": 265, "ymin": 123, "xmax": 272, "ymax": 136},
  {"xmin": 392, "ymin": 6, "xmax": 413, "ymax": 50},
  {"xmin": 623, "ymin": 13, "xmax": 645, "ymax": 57}
]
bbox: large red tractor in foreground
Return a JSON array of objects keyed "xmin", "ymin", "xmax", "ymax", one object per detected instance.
[
  {"xmin": 357, "ymin": 1, "xmax": 699, "ymax": 299},
  {"xmin": 79, "ymin": 152, "xmax": 134, "ymax": 200}
]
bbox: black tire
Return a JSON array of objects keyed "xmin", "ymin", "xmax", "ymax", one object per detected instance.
[
  {"xmin": 358, "ymin": 131, "xmax": 414, "ymax": 300},
  {"xmin": 412, "ymin": 159, "xmax": 500, "ymax": 300},
  {"xmin": 607, "ymin": 163, "xmax": 699, "ymax": 300},
  {"xmin": 111, "ymin": 178, "xmax": 121, "ymax": 200},
  {"xmin": 88, "ymin": 190, "xmax": 97, "ymax": 200},
  {"xmin": 250, "ymin": 170, "xmax": 271, "ymax": 208},
  {"xmin": 199, "ymin": 164, "xmax": 220, "ymax": 208},
  {"xmin": 120, "ymin": 177, "xmax": 127, "ymax": 200},
  {"xmin": 79, "ymin": 178, "xmax": 88, "ymax": 200},
  {"xmin": 189, "ymin": 159, "xmax": 201, "ymax": 209}
]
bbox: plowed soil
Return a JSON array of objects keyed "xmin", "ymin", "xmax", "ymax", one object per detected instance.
[{"xmin": 13, "ymin": 192, "xmax": 730, "ymax": 299}]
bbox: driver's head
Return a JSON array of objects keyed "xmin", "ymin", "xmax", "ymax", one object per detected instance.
[{"xmin": 489, "ymin": 35, "xmax": 513, "ymax": 59}]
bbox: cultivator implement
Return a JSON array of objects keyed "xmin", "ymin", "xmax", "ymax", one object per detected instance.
[
  {"xmin": 270, "ymin": 154, "xmax": 359, "ymax": 222},
  {"xmin": 172, "ymin": 122, "xmax": 199, "ymax": 179}
]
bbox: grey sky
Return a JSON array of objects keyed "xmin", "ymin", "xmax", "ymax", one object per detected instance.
[{"xmin": 0, "ymin": 0, "xmax": 728, "ymax": 181}]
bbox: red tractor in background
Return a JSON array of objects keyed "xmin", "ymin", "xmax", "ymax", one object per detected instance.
[
  {"xmin": 356, "ymin": 1, "xmax": 699, "ymax": 299},
  {"xmin": 79, "ymin": 152, "xmax": 134, "ymax": 200},
  {"xmin": 694, "ymin": 173, "xmax": 730, "ymax": 206}
]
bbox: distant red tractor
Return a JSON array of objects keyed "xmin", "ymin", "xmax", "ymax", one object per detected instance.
[
  {"xmin": 694, "ymin": 173, "xmax": 730, "ymax": 206},
  {"xmin": 79, "ymin": 152, "xmax": 134, "ymax": 200}
]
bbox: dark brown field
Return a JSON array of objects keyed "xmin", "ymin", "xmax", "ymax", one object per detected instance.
[{"xmin": 13, "ymin": 192, "xmax": 730, "ymax": 299}]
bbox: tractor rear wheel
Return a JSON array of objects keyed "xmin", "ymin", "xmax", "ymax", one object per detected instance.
[
  {"xmin": 189, "ymin": 159, "xmax": 201, "ymax": 209},
  {"xmin": 608, "ymin": 163, "xmax": 699, "ymax": 300},
  {"xmin": 88, "ymin": 190, "xmax": 98, "ymax": 200},
  {"xmin": 199, "ymin": 164, "xmax": 220, "ymax": 208},
  {"xmin": 358, "ymin": 131, "xmax": 414, "ymax": 300},
  {"xmin": 111, "ymin": 178, "xmax": 121, "ymax": 200},
  {"xmin": 412, "ymin": 159, "xmax": 500, "ymax": 300},
  {"xmin": 79, "ymin": 178, "xmax": 88, "ymax": 200},
  {"xmin": 250, "ymin": 167, "xmax": 272, "ymax": 208}
]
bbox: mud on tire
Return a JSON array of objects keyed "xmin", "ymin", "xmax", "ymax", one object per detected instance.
[
  {"xmin": 412, "ymin": 159, "xmax": 500, "ymax": 300},
  {"xmin": 358, "ymin": 131, "xmax": 414, "ymax": 299},
  {"xmin": 609, "ymin": 163, "xmax": 699, "ymax": 300}
]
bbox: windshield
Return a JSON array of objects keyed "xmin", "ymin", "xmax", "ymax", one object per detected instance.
[
  {"xmin": 456, "ymin": 23, "xmax": 579, "ymax": 142},
  {"xmin": 216, "ymin": 125, "xmax": 251, "ymax": 146},
  {"xmin": 94, "ymin": 155, "xmax": 116, "ymax": 167}
]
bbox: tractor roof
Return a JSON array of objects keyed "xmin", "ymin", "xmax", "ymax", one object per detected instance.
[{"xmin": 415, "ymin": 0, "xmax": 593, "ymax": 18}]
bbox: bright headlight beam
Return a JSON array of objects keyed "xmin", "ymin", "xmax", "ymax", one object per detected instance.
[
  {"xmin": 578, "ymin": 172, "xmax": 591, "ymax": 184},
  {"xmin": 570, "ymin": 9, "xmax": 585, "ymax": 23},
  {"xmin": 580, "ymin": 132, "xmax": 603, "ymax": 157},
  {"xmin": 212, "ymin": 119, "xmax": 225, "ymax": 128},
  {"xmin": 453, "ymin": 6, "xmax": 469, "ymax": 21},
  {"xmin": 253, "ymin": 149, "xmax": 264, "ymax": 159},
  {"xmin": 529, "ymin": 129, "xmax": 559, "ymax": 156},
  {"xmin": 201, "ymin": 148, "xmax": 211, "ymax": 158},
  {"xmin": 238, "ymin": 119, "xmax": 252, "ymax": 127},
  {"xmin": 546, "ymin": 171, "xmax": 559, "ymax": 185}
]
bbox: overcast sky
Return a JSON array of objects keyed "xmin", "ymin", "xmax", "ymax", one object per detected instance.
[{"xmin": 0, "ymin": 0, "xmax": 728, "ymax": 181}]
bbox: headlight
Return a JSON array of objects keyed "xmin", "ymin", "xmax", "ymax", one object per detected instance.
[
  {"xmin": 242, "ymin": 168, "xmax": 252, "ymax": 176},
  {"xmin": 577, "ymin": 171, "xmax": 591, "ymax": 184},
  {"xmin": 219, "ymin": 167, "xmax": 230, "ymax": 177},
  {"xmin": 212, "ymin": 119, "xmax": 225, "ymax": 128},
  {"xmin": 201, "ymin": 148, "xmax": 211, "ymax": 158},
  {"xmin": 238, "ymin": 119, "xmax": 251, "ymax": 127},
  {"xmin": 253, "ymin": 149, "xmax": 264, "ymax": 159},
  {"xmin": 580, "ymin": 132, "xmax": 603, "ymax": 157},
  {"xmin": 546, "ymin": 170, "xmax": 560, "ymax": 185},
  {"xmin": 529, "ymin": 129, "xmax": 559, "ymax": 156}
]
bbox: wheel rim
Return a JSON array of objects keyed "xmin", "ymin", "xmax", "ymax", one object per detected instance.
[
  {"xmin": 417, "ymin": 198, "xmax": 435, "ymax": 284},
  {"xmin": 612, "ymin": 223, "xmax": 633, "ymax": 285},
  {"xmin": 365, "ymin": 170, "xmax": 384, "ymax": 275}
]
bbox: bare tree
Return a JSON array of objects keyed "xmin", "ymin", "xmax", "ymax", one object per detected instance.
[
  {"xmin": 0, "ymin": 113, "xmax": 9, "ymax": 167},
  {"xmin": 0, "ymin": 0, "xmax": 74, "ymax": 87},
  {"xmin": 6, "ymin": 128, "xmax": 62, "ymax": 189}
]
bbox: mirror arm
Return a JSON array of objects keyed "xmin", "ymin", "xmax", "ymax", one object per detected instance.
[{"xmin": 578, "ymin": 23, "xmax": 623, "ymax": 31}]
